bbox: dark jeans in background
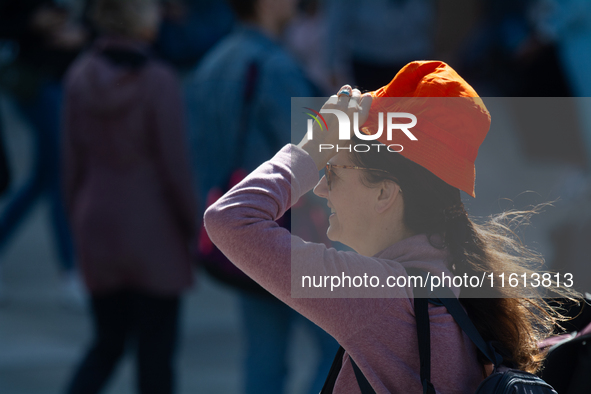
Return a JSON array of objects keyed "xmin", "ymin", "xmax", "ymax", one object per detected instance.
[
  {"xmin": 0, "ymin": 81, "xmax": 74, "ymax": 271},
  {"xmin": 240, "ymin": 291, "xmax": 339, "ymax": 394},
  {"xmin": 66, "ymin": 290, "xmax": 180, "ymax": 394}
]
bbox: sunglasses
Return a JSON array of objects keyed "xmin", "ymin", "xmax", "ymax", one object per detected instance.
[{"xmin": 324, "ymin": 163, "xmax": 400, "ymax": 191}]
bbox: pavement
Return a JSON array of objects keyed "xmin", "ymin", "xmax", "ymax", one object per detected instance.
[{"xmin": 0, "ymin": 93, "xmax": 589, "ymax": 394}]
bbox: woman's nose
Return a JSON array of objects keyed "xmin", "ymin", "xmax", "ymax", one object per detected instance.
[{"xmin": 313, "ymin": 175, "xmax": 329, "ymax": 198}]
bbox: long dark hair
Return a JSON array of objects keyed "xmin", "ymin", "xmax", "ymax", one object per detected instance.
[{"xmin": 350, "ymin": 136, "xmax": 579, "ymax": 373}]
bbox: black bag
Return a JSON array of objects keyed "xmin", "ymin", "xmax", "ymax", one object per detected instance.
[
  {"xmin": 321, "ymin": 268, "xmax": 557, "ymax": 394},
  {"xmin": 195, "ymin": 60, "xmax": 331, "ymax": 294},
  {"xmin": 195, "ymin": 61, "xmax": 270, "ymax": 294},
  {"xmin": 539, "ymin": 323, "xmax": 591, "ymax": 394},
  {"xmin": 197, "ymin": 167, "xmax": 291, "ymax": 294}
]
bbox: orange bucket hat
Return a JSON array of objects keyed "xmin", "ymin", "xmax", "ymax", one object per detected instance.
[{"xmin": 361, "ymin": 61, "xmax": 490, "ymax": 197}]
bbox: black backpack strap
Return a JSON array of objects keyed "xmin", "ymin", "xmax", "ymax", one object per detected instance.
[
  {"xmin": 405, "ymin": 268, "xmax": 503, "ymax": 368},
  {"xmin": 414, "ymin": 296, "xmax": 436, "ymax": 394},
  {"xmin": 406, "ymin": 268, "xmax": 437, "ymax": 394},
  {"xmin": 332, "ymin": 268, "xmax": 438, "ymax": 394},
  {"xmin": 322, "ymin": 268, "xmax": 505, "ymax": 394},
  {"xmin": 321, "ymin": 346, "xmax": 377, "ymax": 394},
  {"xmin": 435, "ymin": 294, "xmax": 503, "ymax": 367},
  {"xmin": 320, "ymin": 346, "xmax": 345, "ymax": 394},
  {"xmin": 350, "ymin": 357, "xmax": 376, "ymax": 394}
]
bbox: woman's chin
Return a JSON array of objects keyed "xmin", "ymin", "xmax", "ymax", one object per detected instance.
[{"xmin": 326, "ymin": 227, "xmax": 338, "ymax": 243}]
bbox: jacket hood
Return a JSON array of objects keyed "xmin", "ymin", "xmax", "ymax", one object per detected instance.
[{"xmin": 71, "ymin": 38, "xmax": 151, "ymax": 117}]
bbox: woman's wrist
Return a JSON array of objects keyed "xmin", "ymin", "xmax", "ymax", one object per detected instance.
[{"xmin": 296, "ymin": 137, "xmax": 334, "ymax": 171}]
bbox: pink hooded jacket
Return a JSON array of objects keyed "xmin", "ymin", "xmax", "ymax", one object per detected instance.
[{"xmin": 63, "ymin": 37, "xmax": 197, "ymax": 295}]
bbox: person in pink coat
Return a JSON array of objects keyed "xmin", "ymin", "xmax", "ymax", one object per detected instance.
[{"xmin": 62, "ymin": 1, "xmax": 197, "ymax": 393}]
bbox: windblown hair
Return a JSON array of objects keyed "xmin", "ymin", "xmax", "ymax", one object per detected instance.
[
  {"xmin": 350, "ymin": 136, "xmax": 580, "ymax": 373},
  {"xmin": 91, "ymin": 0, "xmax": 159, "ymax": 38}
]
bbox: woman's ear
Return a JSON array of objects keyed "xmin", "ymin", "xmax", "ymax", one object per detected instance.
[{"xmin": 375, "ymin": 180, "xmax": 402, "ymax": 214}]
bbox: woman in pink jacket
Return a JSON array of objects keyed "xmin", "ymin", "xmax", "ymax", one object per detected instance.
[
  {"xmin": 204, "ymin": 61, "xmax": 575, "ymax": 392},
  {"xmin": 62, "ymin": 1, "xmax": 197, "ymax": 393}
]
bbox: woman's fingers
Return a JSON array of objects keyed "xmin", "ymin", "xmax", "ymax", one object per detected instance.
[
  {"xmin": 329, "ymin": 86, "xmax": 370, "ymax": 139},
  {"xmin": 297, "ymin": 86, "xmax": 370, "ymax": 170},
  {"xmin": 336, "ymin": 85, "xmax": 352, "ymax": 107},
  {"xmin": 348, "ymin": 88, "xmax": 362, "ymax": 110},
  {"xmin": 358, "ymin": 93, "xmax": 373, "ymax": 125}
]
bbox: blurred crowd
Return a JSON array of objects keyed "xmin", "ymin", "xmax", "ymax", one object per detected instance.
[{"xmin": 0, "ymin": 0, "xmax": 590, "ymax": 393}]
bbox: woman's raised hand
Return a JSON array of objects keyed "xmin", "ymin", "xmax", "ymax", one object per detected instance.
[{"xmin": 297, "ymin": 85, "xmax": 372, "ymax": 170}]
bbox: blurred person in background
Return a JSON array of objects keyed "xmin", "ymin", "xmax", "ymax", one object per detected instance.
[
  {"xmin": 0, "ymin": 0, "xmax": 88, "ymax": 307},
  {"xmin": 154, "ymin": 0, "xmax": 235, "ymax": 75},
  {"xmin": 62, "ymin": 0, "xmax": 198, "ymax": 393},
  {"xmin": 285, "ymin": 0, "xmax": 334, "ymax": 95},
  {"xmin": 458, "ymin": 0, "xmax": 586, "ymax": 166},
  {"xmin": 456, "ymin": 0, "xmax": 591, "ymax": 319},
  {"xmin": 528, "ymin": 0, "xmax": 591, "ymax": 293},
  {"xmin": 324, "ymin": 0, "xmax": 436, "ymax": 91},
  {"xmin": 457, "ymin": 0, "xmax": 574, "ymax": 97},
  {"xmin": 186, "ymin": 0, "xmax": 339, "ymax": 392},
  {"xmin": 529, "ymin": 0, "xmax": 591, "ymax": 171},
  {"xmin": 530, "ymin": 0, "xmax": 591, "ymax": 99}
]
